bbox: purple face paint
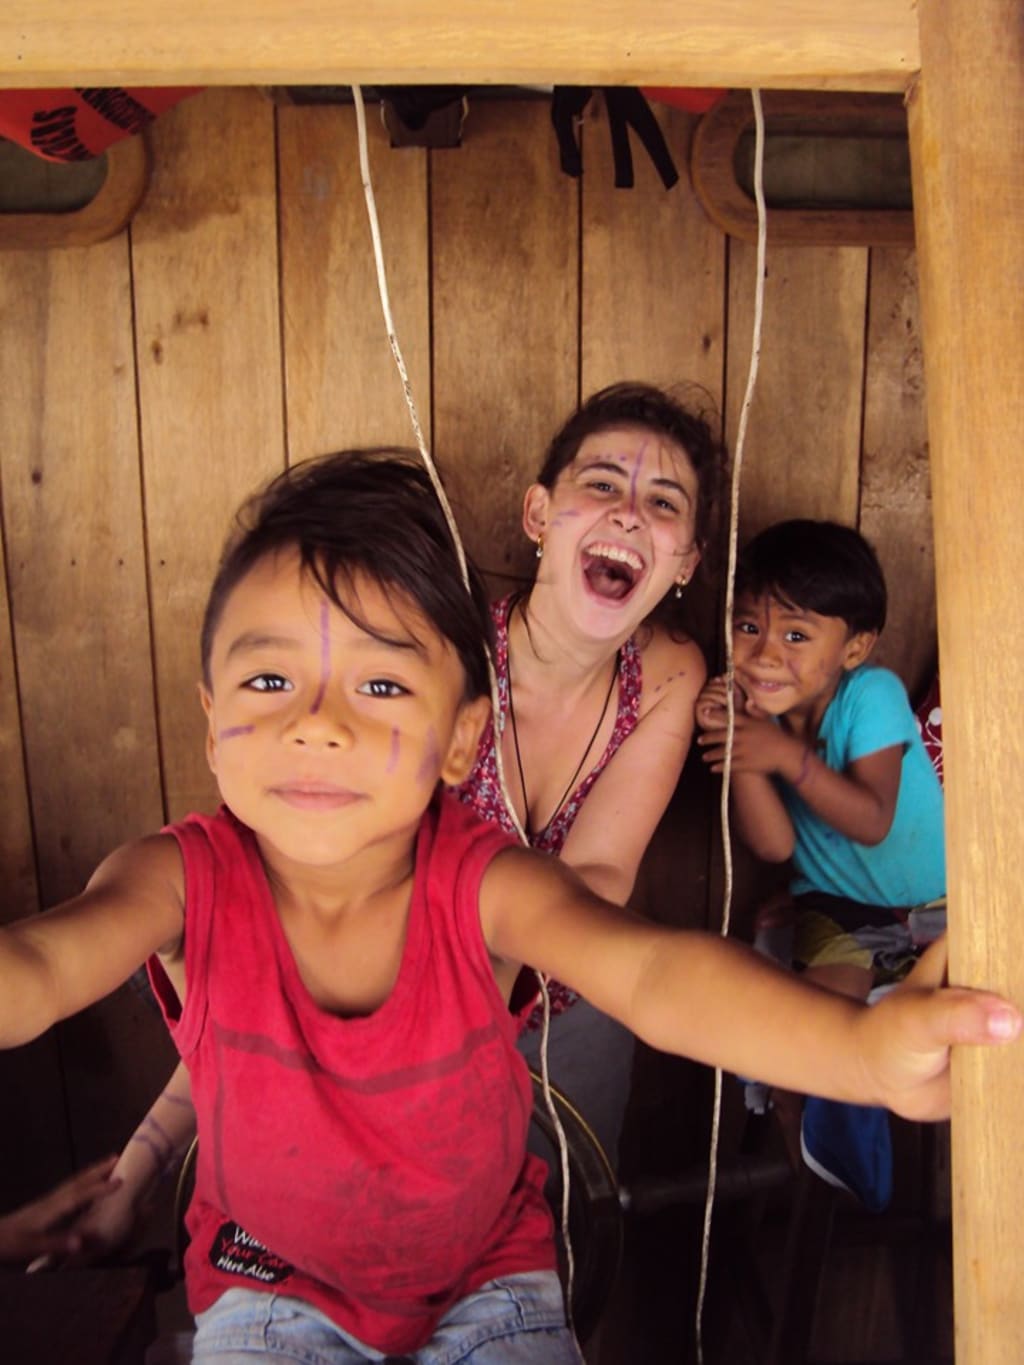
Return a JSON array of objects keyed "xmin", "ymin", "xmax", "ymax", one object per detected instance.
[
  {"xmin": 627, "ymin": 442, "xmax": 647, "ymax": 517},
  {"xmin": 416, "ymin": 727, "xmax": 441, "ymax": 786},
  {"xmin": 219, "ymin": 725, "xmax": 254, "ymax": 741},
  {"xmin": 386, "ymin": 726, "xmax": 401, "ymax": 774},
  {"xmin": 309, "ymin": 600, "xmax": 331, "ymax": 714}
]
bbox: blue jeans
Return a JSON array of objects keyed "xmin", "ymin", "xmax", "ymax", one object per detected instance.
[{"xmin": 191, "ymin": 1271, "xmax": 584, "ymax": 1364}]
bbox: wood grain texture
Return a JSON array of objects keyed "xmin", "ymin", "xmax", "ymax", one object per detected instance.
[
  {"xmin": 580, "ymin": 98, "xmax": 725, "ymax": 404},
  {"xmin": 0, "ymin": 240, "xmax": 163, "ymax": 903},
  {"xmin": 726, "ymin": 241, "xmax": 868, "ymax": 537},
  {"xmin": 131, "ymin": 88, "xmax": 286, "ymax": 820},
  {"xmin": 909, "ymin": 3, "xmax": 1024, "ymax": 1360},
  {"xmin": 278, "ymin": 103, "xmax": 430, "ymax": 461},
  {"xmin": 860, "ymin": 248, "xmax": 935, "ymax": 699},
  {"xmin": 0, "ymin": 2, "xmax": 919, "ymax": 91},
  {"xmin": 431, "ymin": 99, "xmax": 579, "ymax": 593},
  {"xmin": 0, "ymin": 514, "xmax": 38, "ymax": 924},
  {"xmin": 0, "ymin": 233, "xmax": 172, "ymax": 1181}
]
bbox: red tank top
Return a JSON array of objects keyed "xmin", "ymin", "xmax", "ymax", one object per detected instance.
[{"xmin": 147, "ymin": 795, "xmax": 554, "ymax": 1355}]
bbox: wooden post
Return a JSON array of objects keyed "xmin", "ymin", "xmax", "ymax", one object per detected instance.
[{"xmin": 907, "ymin": 3, "xmax": 1024, "ymax": 1360}]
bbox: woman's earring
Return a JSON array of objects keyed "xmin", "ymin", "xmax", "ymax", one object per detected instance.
[
  {"xmin": 674, "ymin": 575, "xmax": 687, "ymax": 598},
  {"xmin": 535, "ymin": 534, "xmax": 544, "ymax": 560}
]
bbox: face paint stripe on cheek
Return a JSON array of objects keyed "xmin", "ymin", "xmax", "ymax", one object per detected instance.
[
  {"xmin": 386, "ymin": 726, "xmax": 401, "ymax": 774},
  {"xmin": 309, "ymin": 600, "xmax": 331, "ymax": 715},
  {"xmin": 415, "ymin": 726, "xmax": 441, "ymax": 786},
  {"xmin": 219, "ymin": 725, "xmax": 255, "ymax": 741}
]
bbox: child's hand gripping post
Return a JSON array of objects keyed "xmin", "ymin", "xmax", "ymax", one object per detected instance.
[{"xmin": 855, "ymin": 935, "xmax": 1021, "ymax": 1121}]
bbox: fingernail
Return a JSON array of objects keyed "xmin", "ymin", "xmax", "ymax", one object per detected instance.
[{"xmin": 989, "ymin": 1008, "xmax": 1021, "ymax": 1040}]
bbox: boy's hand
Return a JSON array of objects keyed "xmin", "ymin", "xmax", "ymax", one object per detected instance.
[
  {"xmin": 695, "ymin": 674, "xmax": 733, "ymax": 731},
  {"xmin": 697, "ymin": 703, "xmax": 801, "ymax": 778},
  {"xmin": 0, "ymin": 1156, "xmax": 121, "ymax": 1266},
  {"xmin": 857, "ymin": 937, "xmax": 1022, "ymax": 1120},
  {"xmin": 696, "ymin": 673, "xmax": 769, "ymax": 725}
]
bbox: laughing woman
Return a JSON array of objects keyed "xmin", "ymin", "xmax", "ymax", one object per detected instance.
[{"xmin": 452, "ymin": 382, "xmax": 726, "ymax": 1167}]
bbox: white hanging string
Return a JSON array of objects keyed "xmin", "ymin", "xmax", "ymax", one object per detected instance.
[
  {"xmin": 349, "ymin": 83, "xmax": 577, "ymax": 1323},
  {"xmin": 693, "ymin": 86, "xmax": 768, "ymax": 1365}
]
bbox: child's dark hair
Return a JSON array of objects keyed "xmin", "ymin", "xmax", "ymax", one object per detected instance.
[
  {"xmin": 736, "ymin": 519, "xmax": 888, "ymax": 635},
  {"xmin": 201, "ymin": 449, "xmax": 494, "ymax": 698},
  {"xmin": 535, "ymin": 381, "xmax": 727, "ymax": 553}
]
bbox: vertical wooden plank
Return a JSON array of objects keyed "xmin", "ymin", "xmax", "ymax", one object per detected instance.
[
  {"xmin": 908, "ymin": 4, "xmax": 1024, "ymax": 1362},
  {"xmin": 0, "ymin": 523, "xmax": 37, "ymax": 924},
  {"xmin": 432, "ymin": 99, "xmax": 579, "ymax": 590},
  {"xmin": 0, "ymin": 513, "xmax": 67, "ymax": 1206},
  {"xmin": 278, "ymin": 103, "xmax": 430, "ymax": 460},
  {"xmin": 0, "ymin": 244, "xmax": 163, "ymax": 898},
  {"xmin": 133, "ymin": 88, "xmax": 286, "ymax": 821},
  {"xmin": 0, "ymin": 237, "xmax": 171, "ymax": 1168},
  {"xmin": 726, "ymin": 243, "xmax": 868, "ymax": 534},
  {"xmin": 860, "ymin": 248, "xmax": 935, "ymax": 698},
  {"xmin": 580, "ymin": 98, "xmax": 726, "ymax": 403}
]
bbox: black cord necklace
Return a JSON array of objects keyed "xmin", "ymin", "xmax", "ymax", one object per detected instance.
[{"xmin": 506, "ymin": 620, "xmax": 620, "ymax": 842}]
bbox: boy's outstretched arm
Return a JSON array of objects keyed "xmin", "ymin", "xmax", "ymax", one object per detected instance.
[
  {"xmin": 0, "ymin": 835, "xmax": 185, "ymax": 1049},
  {"xmin": 482, "ymin": 849, "xmax": 1020, "ymax": 1120}
]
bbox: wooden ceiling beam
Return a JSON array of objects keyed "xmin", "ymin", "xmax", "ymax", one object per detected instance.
[{"xmin": 0, "ymin": 1, "xmax": 918, "ymax": 92}]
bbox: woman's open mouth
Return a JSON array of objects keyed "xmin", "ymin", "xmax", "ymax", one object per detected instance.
[{"xmin": 582, "ymin": 544, "xmax": 644, "ymax": 601}]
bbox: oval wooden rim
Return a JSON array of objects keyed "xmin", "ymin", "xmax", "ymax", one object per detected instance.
[
  {"xmin": 0, "ymin": 134, "xmax": 151, "ymax": 250},
  {"xmin": 690, "ymin": 90, "xmax": 915, "ymax": 247}
]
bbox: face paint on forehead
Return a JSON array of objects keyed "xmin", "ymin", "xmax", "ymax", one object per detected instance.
[
  {"xmin": 309, "ymin": 599, "xmax": 331, "ymax": 716},
  {"xmin": 627, "ymin": 441, "xmax": 647, "ymax": 514}
]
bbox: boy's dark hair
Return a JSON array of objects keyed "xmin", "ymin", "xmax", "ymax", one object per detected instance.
[
  {"xmin": 201, "ymin": 449, "xmax": 494, "ymax": 698},
  {"xmin": 535, "ymin": 381, "xmax": 727, "ymax": 553},
  {"xmin": 736, "ymin": 519, "xmax": 888, "ymax": 635}
]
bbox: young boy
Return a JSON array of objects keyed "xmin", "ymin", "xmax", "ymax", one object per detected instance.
[
  {"xmin": 695, "ymin": 519, "xmax": 947, "ymax": 1204},
  {"xmin": 0, "ymin": 464, "xmax": 1015, "ymax": 1363}
]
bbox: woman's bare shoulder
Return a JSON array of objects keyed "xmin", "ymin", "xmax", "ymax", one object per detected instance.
[{"xmin": 635, "ymin": 622, "xmax": 707, "ymax": 712}]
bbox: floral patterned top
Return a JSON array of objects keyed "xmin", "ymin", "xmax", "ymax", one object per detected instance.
[{"xmin": 450, "ymin": 594, "xmax": 643, "ymax": 1026}]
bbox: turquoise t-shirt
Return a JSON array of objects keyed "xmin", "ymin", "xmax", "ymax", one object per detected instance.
[{"xmin": 781, "ymin": 665, "xmax": 945, "ymax": 906}]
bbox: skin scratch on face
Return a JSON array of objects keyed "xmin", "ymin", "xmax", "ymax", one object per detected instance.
[
  {"xmin": 386, "ymin": 726, "xmax": 401, "ymax": 774},
  {"xmin": 309, "ymin": 600, "xmax": 331, "ymax": 715},
  {"xmin": 219, "ymin": 725, "xmax": 255, "ymax": 740}
]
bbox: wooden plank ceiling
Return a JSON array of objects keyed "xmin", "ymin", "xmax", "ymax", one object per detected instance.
[{"xmin": 0, "ymin": 1, "xmax": 918, "ymax": 90}]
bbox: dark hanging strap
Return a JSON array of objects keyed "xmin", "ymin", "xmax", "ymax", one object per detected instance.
[
  {"xmin": 603, "ymin": 88, "xmax": 680, "ymax": 190},
  {"xmin": 550, "ymin": 86, "xmax": 593, "ymax": 178},
  {"xmin": 550, "ymin": 86, "xmax": 679, "ymax": 190}
]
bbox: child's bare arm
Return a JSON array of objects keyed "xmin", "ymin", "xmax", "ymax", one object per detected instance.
[
  {"xmin": 481, "ymin": 849, "xmax": 1020, "ymax": 1119},
  {"xmin": 0, "ymin": 835, "xmax": 185, "ymax": 1048}
]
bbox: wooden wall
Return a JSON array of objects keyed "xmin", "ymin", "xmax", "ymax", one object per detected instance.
[{"xmin": 0, "ymin": 86, "xmax": 934, "ymax": 1203}]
